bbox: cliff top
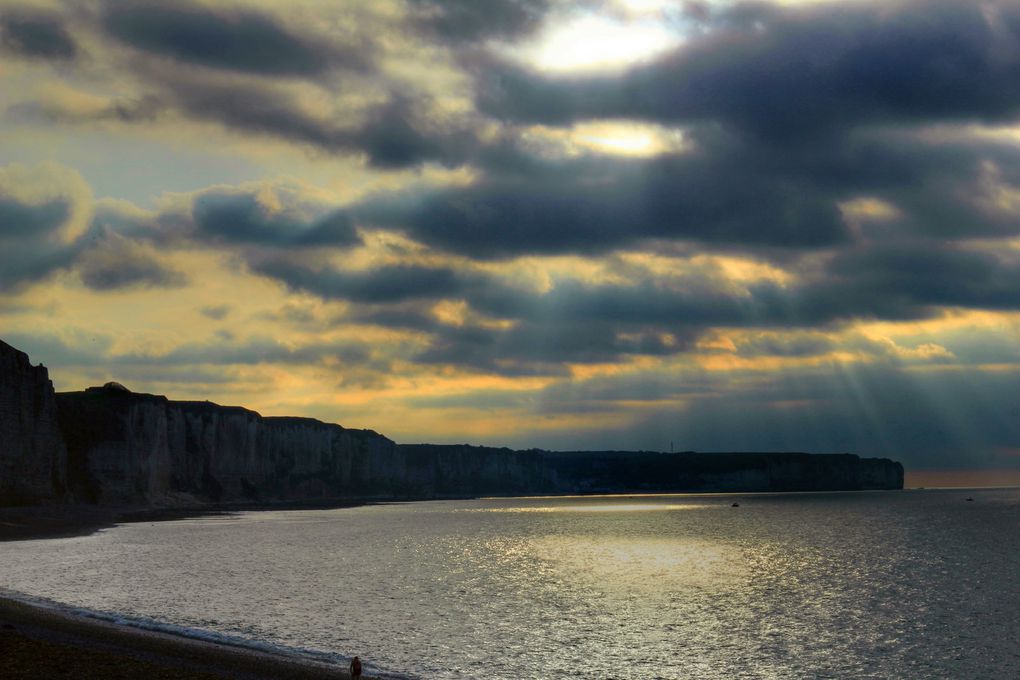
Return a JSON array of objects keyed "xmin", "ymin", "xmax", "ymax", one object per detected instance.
[{"xmin": 57, "ymin": 385, "xmax": 392, "ymax": 442}]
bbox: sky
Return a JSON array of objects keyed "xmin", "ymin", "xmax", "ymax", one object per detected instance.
[{"xmin": 2, "ymin": 0, "xmax": 1020, "ymax": 475}]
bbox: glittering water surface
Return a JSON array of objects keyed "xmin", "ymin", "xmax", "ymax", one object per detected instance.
[{"xmin": 1, "ymin": 489, "xmax": 1018, "ymax": 679}]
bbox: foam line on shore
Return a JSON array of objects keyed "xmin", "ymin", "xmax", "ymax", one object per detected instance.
[{"xmin": 0, "ymin": 589, "xmax": 408, "ymax": 680}]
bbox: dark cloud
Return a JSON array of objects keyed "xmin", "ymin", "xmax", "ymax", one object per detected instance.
[
  {"xmin": 191, "ymin": 191, "xmax": 361, "ymax": 248},
  {"xmin": 415, "ymin": 319, "xmax": 683, "ymax": 375},
  {"xmin": 260, "ymin": 237, "xmax": 1020, "ymax": 373},
  {"xmin": 250, "ymin": 259, "xmax": 478, "ymax": 304},
  {"xmin": 141, "ymin": 72, "xmax": 479, "ymax": 169},
  {"xmin": 0, "ymin": 244, "xmax": 77, "ymax": 291},
  {"xmin": 0, "ymin": 10, "xmax": 77, "ymax": 61},
  {"xmin": 116, "ymin": 337, "xmax": 384, "ymax": 372},
  {"xmin": 476, "ymin": 0, "xmax": 1020, "ymax": 139},
  {"xmin": 0, "ymin": 169, "xmax": 194, "ymax": 292},
  {"xmin": 355, "ymin": 146, "xmax": 850, "ymax": 257},
  {"xmin": 0, "ymin": 197, "xmax": 70, "ymax": 238},
  {"xmin": 101, "ymin": 2, "xmax": 365, "ymax": 77},
  {"xmin": 76, "ymin": 232, "xmax": 188, "ymax": 291},
  {"xmin": 200, "ymin": 305, "xmax": 231, "ymax": 321},
  {"xmin": 0, "ymin": 196, "xmax": 77, "ymax": 290},
  {"xmin": 820, "ymin": 241, "xmax": 1020, "ymax": 312},
  {"xmin": 409, "ymin": 0, "xmax": 550, "ymax": 43},
  {"xmin": 350, "ymin": 115, "xmax": 1020, "ymax": 259},
  {"xmin": 353, "ymin": 95, "xmax": 479, "ymax": 170}
]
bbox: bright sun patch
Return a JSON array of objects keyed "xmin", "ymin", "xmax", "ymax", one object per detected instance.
[
  {"xmin": 510, "ymin": 13, "xmax": 679, "ymax": 73},
  {"xmin": 571, "ymin": 121, "xmax": 684, "ymax": 156}
]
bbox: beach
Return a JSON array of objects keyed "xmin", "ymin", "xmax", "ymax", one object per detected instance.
[
  {"xmin": 0, "ymin": 596, "xmax": 360, "ymax": 680},
  {"xmin": 0, "ymin": 506, "xmax": 372, "ymax": 680}
]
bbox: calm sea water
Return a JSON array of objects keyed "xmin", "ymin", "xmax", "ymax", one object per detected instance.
[{"xmin": 1, "ymin": 489, "xmax": 1018, "ymax": 679}]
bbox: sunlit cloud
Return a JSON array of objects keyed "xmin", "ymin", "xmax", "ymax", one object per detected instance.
[{"xmin": 503, "ymin": 11, "xmax": 680, "ymax": 73}]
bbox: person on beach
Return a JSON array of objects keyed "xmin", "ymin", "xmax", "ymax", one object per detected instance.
[{"xmin": 350, "ymin": 655, "xmax": 362, "ymax": 678}]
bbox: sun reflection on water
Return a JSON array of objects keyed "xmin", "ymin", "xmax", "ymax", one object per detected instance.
[{"xmin": 472, "ymin": 503, "xmax": 707, "ymax": 513}]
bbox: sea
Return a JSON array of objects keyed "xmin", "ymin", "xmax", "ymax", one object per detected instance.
[{"xmin": 1, "ymin": 488, "xmax": 1017, "ymax": 679}]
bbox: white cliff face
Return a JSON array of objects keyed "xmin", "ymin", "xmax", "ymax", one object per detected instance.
[
  {"xmin": 55, "ymin": 388, "xmax": 404, "ymax": 505},
  {"xmin": 0, "ymin": 340, "xmax": 67, "ymax": 505},
  {"xmin": 53, "ymin": 385, "xmax": 908, "ymax": 506},
  {"xmin": 1, "ymin": 339, "xmax": 905, "ymax": 507}
]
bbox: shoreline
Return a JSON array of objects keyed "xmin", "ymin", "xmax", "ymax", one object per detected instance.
[
  {"xmin": 0, "ymin": 594, "xmax": 372, "ymax": 679},
  {"xmin": 0, "ymin": 499, "xmax": 371, "ymax": 543},
  {"xmin": 3, "ymin": 486, "xmax": 1006, "ymax": 543}
]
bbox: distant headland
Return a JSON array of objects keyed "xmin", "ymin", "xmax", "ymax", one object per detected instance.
[{"xmin": 0, "ymin": 338, "xmax": 904, "ymax": 508}]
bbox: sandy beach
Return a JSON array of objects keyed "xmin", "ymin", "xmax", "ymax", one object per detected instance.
[{"xmin": 0, "ymin": 595, "xmax": 364, "ymax": 680}]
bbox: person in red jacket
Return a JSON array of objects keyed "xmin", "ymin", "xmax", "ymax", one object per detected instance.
[{"xmin": 350, "ymin": 655, "xmax": 363, "ymax": 679}]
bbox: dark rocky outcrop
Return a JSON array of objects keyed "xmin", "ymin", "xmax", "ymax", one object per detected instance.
[
  {"xmin": 1, "ymin": 339, "xmax": 904, "ymax": 507},
  {"xmin": 0, "ymin": 340, "xmax": 67, "ymax": 505}
]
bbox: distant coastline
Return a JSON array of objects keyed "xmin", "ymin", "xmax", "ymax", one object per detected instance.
[{"xmin": 1, "ymin": 337, "xmax": 904, "ymax": 512}]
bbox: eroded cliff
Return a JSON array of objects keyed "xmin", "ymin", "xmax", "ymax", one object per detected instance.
[
  {"xmin": 0, "ymin": 340, "xmax": 67, "ymax": 505},
  {"xmin": 2, "ymin": 339, "xmax": 904, "ymax": 507},
  {"xmin": 56, "ymin": 386, "xmax": 398, "ymax": 505}
]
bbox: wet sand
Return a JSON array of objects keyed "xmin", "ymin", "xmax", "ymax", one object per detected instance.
[{"xmin": 0, "ymin": 596, "xmax": 363, "ymax": 679}]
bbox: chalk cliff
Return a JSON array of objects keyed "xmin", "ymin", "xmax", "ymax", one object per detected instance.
[
  {"xmin": 0, "ymin": 340, "xmax": 67, "ymax": 504},
  {"xmin": 56, "ymin": 386, "xmax": 398, "ymax": 505},
  {"xmin": 1, "ymin": 339, "xmax": 904, "ymax": 507}
]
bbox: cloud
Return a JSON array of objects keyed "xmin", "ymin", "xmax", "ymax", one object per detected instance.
[
  {"xmin": 408, "ymin": 0, "xmax": 551, "ymax": 43},
  {"xmin": 0, "ymin": 162, "xmax": 91, "ymax": 290},
  {"xmin": 100, "ymin": 1, "xmax": 366, "ymax": 77},
  {"xmin": 191, "ymin": 190, "xmax": 362, "ymax": 248},
  {"xmin": 251, "ymin": 259, "xmax": 480, "ymax": 304},
  {"xmin": 0, "ymin": 10, "xmax": 77, "ymax": 61},
  {"xmin": 0, "ymin": 197, "xmax": 70, "ymax": 239},
  {"xmin": 476, "ymin": 0, "xmax": 1020, "ymax": 139},
  {"xmin": 7, "ymin": 92, "xmax": 164, "ymax": 125},
  {"xmin": 0, "ymin": 162, "xmax": 185, "ymax": 292},
  {"xmin": 354, "ymin": 146, "xmax": 850, "ymax": 258},
  {"xmin": 114, "ymin": 336, "xmax": 384, "ymax": 371},
  {"xmin": 128, "ymin": 70, "xmax": 480, "ymax": 169},
  {"xmin": 76, "ymin": 230, "xmax": 188, "ymax": 291},
  {"xmin": 200, "ymin": 304, "xmax": 232, "ymax": 321},
  {"xmin": 348, "ymin": 112, "xmax": 1020, "ymax": 262}
]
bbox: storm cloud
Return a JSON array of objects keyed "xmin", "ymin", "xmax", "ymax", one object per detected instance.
[
  {"xmin": 191, "ymin": 191, "xmax": 361, "ymax": 248},
  {"xmin": 0, "ymin": 10, "xmax": 77, "ymax": 61},
  {"xmin": 476, "ymin": 1, "xmax": 1020, "ymax": 139},
  {"xmin": 101, "ymin": 1, "xmax": 366, "ymax": 77},
  {"xmin": 408, "ymin": 0, "xmax": 551, "ymax": 43},
  {"xmin": 76, "ymin": 231, "xmax": 188, "ymax": 291}
]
